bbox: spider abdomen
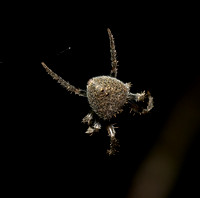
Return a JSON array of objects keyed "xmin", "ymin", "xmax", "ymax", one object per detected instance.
[{"xmin": 87, "ymin": 76, "xmax": 130, "ymax": 120}]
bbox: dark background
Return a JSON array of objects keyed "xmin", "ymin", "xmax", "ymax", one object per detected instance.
[{"xmin": 1, "ymin": 3, "xmax": 200, "ymax": 198}]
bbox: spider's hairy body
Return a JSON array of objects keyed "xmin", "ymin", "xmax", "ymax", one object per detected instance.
[
  {"xmin": 41, "ymin": 28, "xmax": 154, "ymax": 155},
  {"xmin": 87, "ymin": 76, "xmax": 130, "ymax": 120}
]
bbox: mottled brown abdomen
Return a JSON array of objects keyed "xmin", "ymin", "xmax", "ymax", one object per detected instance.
[{"xmin": 87, "ymin": 76, "xmax": 130, "ymax": 120}]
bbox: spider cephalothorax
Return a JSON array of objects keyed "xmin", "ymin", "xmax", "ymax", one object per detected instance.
[{"xmin": 41, "ymin": 28, "xmax": 154, "ymax": 155}]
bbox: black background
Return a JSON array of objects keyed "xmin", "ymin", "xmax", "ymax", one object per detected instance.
[{"xmin": 1, "ymin": 3, "xmax": 200, "ymax": 198}]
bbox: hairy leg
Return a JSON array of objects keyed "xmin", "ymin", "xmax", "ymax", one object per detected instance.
[
  {"xmin": 41, "ymin": 62, "xmax": 86, "ymax": 97},
  {"xmin": 85, "ymin": 121, "xmax": 101, "ymax": 135},
  {"xmin": 107, "ymin": 28, "xmax": 118, "ymax": 78},
  {"xmin": 82, "ymin": 112, "xmax": 93, "ymax": 125},
  {"xmin": 106, "ymin": 124, "xmax": 119, "ymax": 155},
  {"xmin": 82, "ymin": 112, "xmax": 101, "ymax": 135},
  {"xmin": 129, "ymin": 91, "xmax": 146, "ymax": 102},
  {"xmin": 141, "ymin": 91, "xmax": 154, "ymax": 114},
  {"xmin": 128, "ymin": 91, "xmax": 154, "ymax": 114}
]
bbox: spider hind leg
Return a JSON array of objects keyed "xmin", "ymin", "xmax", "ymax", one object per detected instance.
[
  {"xmin": 106, "ymin": 124, "xmax": 119, "ymax": 155},
  {"xmin": 85, "ymin": 121, "xmax": 101, "ymax": 136}
]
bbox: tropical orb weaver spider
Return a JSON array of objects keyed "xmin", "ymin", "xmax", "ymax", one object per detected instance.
[{"xmin": 41, "ymin": 28, "xmax": 154, "ymax": 155}]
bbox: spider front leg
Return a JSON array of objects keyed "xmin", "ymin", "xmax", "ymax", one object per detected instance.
[
  {"xmin": 41, "ymin": 62, "xmax": 86, "ymax": 97},
  {"xmin": 128, "ymin": 91, "xmax": 154, "ymax": 115},
  {"xmin": 107, "ymin": 28, "xmax": 118, "ymax": 78},
  {"xmin": 106, "ymin": 124, "xmax": 119, "ymax": 155}
]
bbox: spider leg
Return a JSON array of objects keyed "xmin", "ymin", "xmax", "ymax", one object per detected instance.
[
  {"xmin": 85, "ymin": 121, "xmax": 101, "ymax": 136},
  {"xmin": 107, "ymin": 28, "xmax": 118, "ymax": 78},
  {"xmin": 129, "ymin": 91, "xmax": 146, "ymax": 102},
  {"xmin": 82, "ymin": 112, "xmax": 93, "ymax": 125},
  {"xmin": 82, "ymin": 112, "xmax": 101, "ymax": 135},
  {"xmin": 128, "ymin": 91, "xmax": 154, "ymax": 114},
  {"xmin": 41, "ymin": 62, "xmax": 86, "ymax": 97},
  {"xmin": 106, "ymin": 124, "xmax": 119, "ymax": 155},
  {"xmin": 85, "ymin": 127, "xmax": 95, "ymax": 135},
  {"xmin": 93, "ymin": 121, "xmax": 101, "ymax": 131}
]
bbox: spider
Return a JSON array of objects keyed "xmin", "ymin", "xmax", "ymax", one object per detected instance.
[{"xmin": 41, "ymin": 28, "xmax": 154, "ymax": 155}]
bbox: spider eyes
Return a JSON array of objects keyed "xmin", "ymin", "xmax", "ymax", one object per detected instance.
[{"xmin": 100, "ymin": 88, "xmax": 109, "ymax": 96}]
